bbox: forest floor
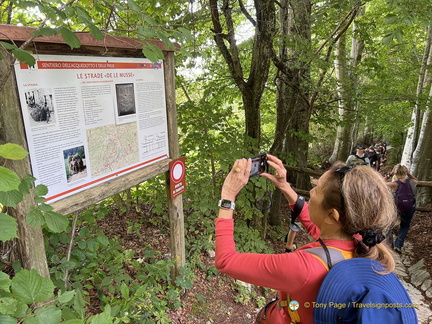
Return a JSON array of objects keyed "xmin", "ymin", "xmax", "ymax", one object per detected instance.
[
  {"xmin": 100, "ymin": 199, "xmax": 432, "ymax": 323},
  {"xmin": 98, "ymin": 162, "xmax": 432, "ymax": 323}
]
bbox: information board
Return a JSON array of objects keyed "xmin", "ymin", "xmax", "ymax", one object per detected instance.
[{"xmin": 14, "ymin": 54, "xmax": 169, "ymax": 203}]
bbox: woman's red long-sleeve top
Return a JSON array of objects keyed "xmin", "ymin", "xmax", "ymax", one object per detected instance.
[{"xmin": 215, "ymin": 202, "xmax": 356, "ymax": 323}]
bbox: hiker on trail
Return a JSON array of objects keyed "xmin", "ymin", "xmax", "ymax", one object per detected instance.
[
  {"xmin": 366, "ymin": 145, "xmax": 380, "ymax": 170},
  {"xmin": 345, "ymin": 144, "xmax": 370, "ymax": 166},
  {"xmin": 376, "ymin": 141, "xmax": 388, "ymax": 164},
  {"xmin": 215, "ymin": 155, "xmax": 397, "ymax": 324},
  {"xmin": 387, "ymin": 164, "xmax": 418, "ymax": 253}
]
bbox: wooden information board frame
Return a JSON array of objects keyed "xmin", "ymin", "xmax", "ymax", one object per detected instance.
[{"xmin": 0, "ymin": 24, "xmax": 185, "ymax": 277}]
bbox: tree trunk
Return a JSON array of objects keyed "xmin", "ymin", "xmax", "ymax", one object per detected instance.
[
  {"xmin": 268, "ymin": 0, "xmax": 312, "ymax": 226},
  {"xmin": 401, "ymin": 26, "xmax": 432, "ymax": 167},
  {"xmin": 209, "ymin": 0, "xmax": 276, "ymax": 149},
  {"xmin": 268, "ymin": 0, "xmax": 292, "ymax": 226},
  {"xmin": 329, "ymin": 35, "xmax": 352, "ymax": 163},
  {"xmin": 410, "ymin": 85, "xmax": 432, "ymax": 208},
  {"xmin": 0, "ymin": 48, "xmax": 50, "ymax": 277},
  {"xmin": 329, "ymin": 11, "xmax": 364, "ymax": 164},
  {"xmin": 209, "ymin": 0, "xmax": 276, "ymax": 230}
]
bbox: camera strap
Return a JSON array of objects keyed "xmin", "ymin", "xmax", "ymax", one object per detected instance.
[
  {"xmin": 255, "ymin": 178, "xmax": 273, "ymax": 211},
  {"xmin": 289, "ymin": 195, "xmax": 304, "ymax": 232}
]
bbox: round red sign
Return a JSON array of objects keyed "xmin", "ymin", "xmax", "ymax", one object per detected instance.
[{"xmin": 171, "ymin": 160, "xmax": 184, "ymax": 183}]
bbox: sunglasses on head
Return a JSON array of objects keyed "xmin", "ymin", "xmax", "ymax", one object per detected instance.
[
  {"xmin": 334, "ymin": 165, "xmax": 357, "ymax": 208},
  {"xmin": 334, "ymin": 165, "xmax": 355, "ymax": 177}
]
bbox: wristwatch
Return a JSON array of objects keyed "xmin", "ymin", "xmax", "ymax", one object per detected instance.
[{"xmin": 218, "ymin": 199, "xmax": 236, "ymax": 210}]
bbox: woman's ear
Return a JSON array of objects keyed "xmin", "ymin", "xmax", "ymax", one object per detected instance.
[{"xmin": 325, "ymin": 208, "xmax": 341, "ymax": 224}]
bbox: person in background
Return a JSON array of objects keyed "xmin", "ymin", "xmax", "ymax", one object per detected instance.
[
  {"xmin": 387, "ymin": 164, "xmax": 418, "ymax": 253},
  {"xmin": 215, "ymin": 155, "xmax": 396, "ymax": 323},
  {"xmin": 345, "ymin": 144, "xmax": 370, "ymax": 166},
  {"xmin": 376, "ymin": 141, "xmax": 387, "ymax": 164},
  {"xmin": 366, "ymin": 146, "xmax": 380, "ymax": 170},
  {"xmin": 375, "ymin": 147, "xmax": 383, "ymax": 169}
]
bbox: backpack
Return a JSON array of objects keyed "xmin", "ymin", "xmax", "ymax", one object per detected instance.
[
  {"xmin": 348, "ymin": 154, "xmax": 368, "ymax": 166},
  {"xmin": 261, "ymin": 245, "xmax": 417, "ymax": 324},
  {"xmin": 395, "ymin": 179, "xmax": 416, "ymax": 211},
  {"xmin": 312, "ymin": 251, "xmax": 418, "ymax": 324},
  {"xmin": 366, "ymin": 151, "xmax": 377, "ymax": 163}
]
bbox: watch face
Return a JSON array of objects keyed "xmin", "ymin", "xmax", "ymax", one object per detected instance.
[
  {"xmin": 222, "ymin": 201, "xmax": 231, "ymax": 208},
  {"xmin": 219, "ymin": 199, "xmax": 234, "ymax": 209}
]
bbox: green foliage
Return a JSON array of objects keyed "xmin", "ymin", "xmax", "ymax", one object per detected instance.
[
  {"xmin": 0, "ymin": 143, "xmax": 28, "ymax": 160},
  {"xmin": 0, "ymin": 145, "xmax": 90, "ymax": 322},
  {"xmin": 173, "ymin": 72, "xmax": 275, "ymax": 261},
  {"xmin": 233, "ymin": 220, "xmax": 274, "ymax": 254},
  {"xmin": 0, "ymin": 173, "xmax": 35, "ymax": 209},
  {"xmin": 0, "ymin": 213, "xmax": 18, "ymax": 242},
  {"xmin": 2, "ymin": 0, "xmax": 432, "ymax": 321},
  {"xmin": 0, "ymin": 144, "xmax": 69, "ymax": 240},
  {"xmin": 232, "ymin": 280, "xmax": 267, "ymax": 308},
  {"xmin": 0, "ymin": 0, "xmax": 193, "ymax": 64},
  {"xmin": 0, "ymin": 41, "xmax": 35, "ymax": 66},
  {"xmin": 11, "ymin": 269, "xmax": 54, "ymax": 304},
  {"xmin": 0, "ymin": 144, "xmax": 27, "ymax": 192},
  {"xmin": 0, "ymin": 268, "xmax": 87, "ymax": 323},
  {"xmin": 44, "ymin": 202, "xmax": 195, "ymax": 324},
  {"xmin": 0, "ymin": 167, "xmax": 21, "ymax": 193},
  {"xmin": 27, "ymin": 205, "xmax": 69, "ymax": 233}
]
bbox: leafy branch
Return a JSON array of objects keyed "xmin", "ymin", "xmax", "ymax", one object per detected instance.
[{"xmin": 0, "ymin": 0, "xmax": 78, "ymax": 92}]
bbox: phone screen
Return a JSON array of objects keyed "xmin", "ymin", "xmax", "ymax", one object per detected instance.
[{"xmin": 250, "ymin": 154, "xmax": 268, "ymax": 178}]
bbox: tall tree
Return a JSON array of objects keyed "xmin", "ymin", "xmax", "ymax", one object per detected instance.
[
  {"xmin": 410, "ymin": 99, "xmax": 432, "ymax": 207},
  {"xmin": 328, "ymin": 7, "xmax": 364, "ymax": 163},
  {"xmin": 401, "ymin": 27, "xmax": 432, "ymax": 167},
  {"xmin": 209, "ymin": 0, "xmax": 276, "ymax": 149},
  {"xmin": 267, "ymin": 1, "xmax": 365, "ymax": 225},
  {"xmin": 268, "ymin": 0, "xmax": 312, "ymax": 226},
  {"xmin": 379, "ymin": 0, "xmax": 432, "ymax": 207}
]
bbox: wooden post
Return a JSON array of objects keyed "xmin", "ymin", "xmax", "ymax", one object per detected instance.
[
  {"xmin": 0, "ymin": 48, "xmax": 50, "ymax": 277},
  {"xmin": 164, "ymin": 51, "xmax": 186, "ymax": 279}
]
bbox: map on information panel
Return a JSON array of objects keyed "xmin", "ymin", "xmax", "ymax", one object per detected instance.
[
  {"xmin": 86, "ymin": 123, "xmax": 140, "ymax": 178},
  {"xmin": 13, "ymin": 54, "xmax": 169, "ymax": 203}
]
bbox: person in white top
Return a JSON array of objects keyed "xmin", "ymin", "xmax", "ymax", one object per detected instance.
[{"xmin": 346, "ymin": 145, "xmax": 371, "ymax": 167}]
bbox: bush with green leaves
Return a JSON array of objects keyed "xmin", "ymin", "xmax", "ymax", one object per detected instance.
[
  {"xmin": 0, "ymin": 143, "xmax": 114, "ymax": 323},
  {"xmin": 1, "ymin": 143, "xmax": 196, "ymax": 323},
  {"xmin": 0, "ymin": 144, "xmax": 69, "ymax": 237},
  {"xmin": 45, "ymin": 201, "xmax": 194, "ymax": 324},
  {"xmin": 0, "ymin": 268, "xmax": 118, "ymax": 324}
]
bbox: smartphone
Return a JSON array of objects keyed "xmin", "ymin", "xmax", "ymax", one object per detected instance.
[{"xmin": 249, "ymin": 153, "xmax": 268, "ymax": 178}]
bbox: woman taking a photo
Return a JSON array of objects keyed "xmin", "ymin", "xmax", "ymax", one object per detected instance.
[{"xmin": 215, "ymin": 154, "xmax": 397, "ymax": 323}]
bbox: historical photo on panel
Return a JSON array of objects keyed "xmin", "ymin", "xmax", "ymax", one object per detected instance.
[
  {"xmin": 25, "ymin": 88, "xmax": 56, "ymax": 126},
  {"xmin": 115, "ymin": 83, "xmax": 136, "ymax": 116},
  {"xmin": 63, "ymin": 146, "xmax": 87, "ymax": 183}
]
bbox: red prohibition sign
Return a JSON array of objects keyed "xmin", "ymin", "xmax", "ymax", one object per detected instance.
[{"xmin": 171, "ymin": 160, "xmax": 185, "ymax": 183}]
